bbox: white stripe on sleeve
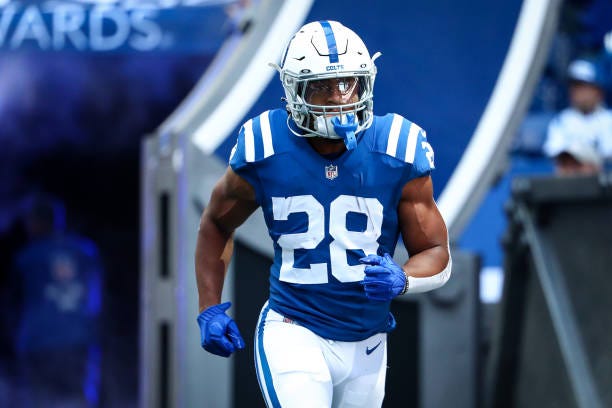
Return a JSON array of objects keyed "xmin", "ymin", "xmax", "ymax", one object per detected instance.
[
  {"xmin": 405, "ymin": 123, "xmax": 420, "ymax": 164},
  {"xmin": 386, "ymin": 114, "xmax": 403, "ymax": 157},
  {"xmin": 260, "ymin": 111, "xmax": 274, "ymax": 158},
  {"xmin": 244, "ymin": 119, "xmax": 255, "ymax": 162}
]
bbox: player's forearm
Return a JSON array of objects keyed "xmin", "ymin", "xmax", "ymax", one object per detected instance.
[
  {"xmin": 403, "ymin": 244, "xmax": 449, "ymax": 277},
  {"xmin": 401, "ymin": 244, "xmax": 451, "ymax": 293},
  {"xmin": 195, "ymin": 214, "xmax": 234, "ymax": 313}
]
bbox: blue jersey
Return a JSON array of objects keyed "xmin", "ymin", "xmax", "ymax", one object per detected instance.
[{"xmin": 230, "ymin": 109, "xmax": 435, "ymax": 341}]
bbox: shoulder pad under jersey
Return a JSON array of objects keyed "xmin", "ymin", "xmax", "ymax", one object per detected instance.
[
  {"xmin": 371, "ymin": 113, "xmax": 435, "ymax": 174},
  {"xmin": 230, "ymin": 110, "xmax": 281, "ymax": 170}
]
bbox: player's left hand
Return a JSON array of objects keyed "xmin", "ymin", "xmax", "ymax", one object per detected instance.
[{"xmin": 359, "ymin": 253, "xmax": 407, "ymax": 301}]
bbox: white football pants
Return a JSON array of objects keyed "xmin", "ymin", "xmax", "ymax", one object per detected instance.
[{"xmin": 254, "ymin": 302, "xmax": 387, "ymax": 408}]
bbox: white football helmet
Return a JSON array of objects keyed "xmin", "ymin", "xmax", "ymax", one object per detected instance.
[{"xmin": 271, "ymin": 20, "xmax": 380, "ymax": 140}]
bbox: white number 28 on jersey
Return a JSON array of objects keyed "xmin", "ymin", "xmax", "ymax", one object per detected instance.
[{"xmin": 271, "ymin": 194, "xmax": 383, "ymax": 284}]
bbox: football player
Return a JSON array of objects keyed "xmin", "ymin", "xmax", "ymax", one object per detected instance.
[{"xmin": 195, "ymin": 20, "xmax": 451, "ymax": 407}]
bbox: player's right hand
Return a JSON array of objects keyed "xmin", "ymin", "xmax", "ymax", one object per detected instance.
[{"xmin": 197, "ymin": 301, "xmax": 245, "ymax": 357}]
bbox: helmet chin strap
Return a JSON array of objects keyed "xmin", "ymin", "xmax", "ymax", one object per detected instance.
[{"xmin": 314, "ymin": 114, "xmax": 359, "ymax": 150}]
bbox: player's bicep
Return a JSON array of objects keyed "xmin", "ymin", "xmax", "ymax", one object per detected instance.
[
  {"xmin": 398, "ymin": 176, "xmax": 448, "ymax": 255},
  {"xmin": 203, "ymin": 167, "xmax": 258, "ymax": 233}
]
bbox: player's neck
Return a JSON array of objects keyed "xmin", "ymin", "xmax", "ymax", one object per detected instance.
[{"xmin": 307, "ymin": 137, "xmax": 347, "ymax": 157}]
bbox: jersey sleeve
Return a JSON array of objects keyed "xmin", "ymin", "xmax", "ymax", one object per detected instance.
[
  {"xmin": 229, "ymin": 110, "xmax": 278, "ymax": 193},
  {"xmin": 409, "ymin": 126, "xmax": 435, "ymax": 178},
  {"xmin": 374, "ymin": 113, "xmax": 435, "ymax": 179},
  {"xmin": 229, "ymin": 122, "xmax": 250, "ymax": 171},
  {"xmin": 228, "ymin": 123, "xmax": 258, "ymax": 196}
]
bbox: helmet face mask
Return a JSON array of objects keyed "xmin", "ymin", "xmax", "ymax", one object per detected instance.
[
  {"xmin": 273, "ymin": 21, "xmax": 379, "ymax": 139},
  {"xmin": 298, "ymin": 76, "xmax": 370, "ymax": 138}
]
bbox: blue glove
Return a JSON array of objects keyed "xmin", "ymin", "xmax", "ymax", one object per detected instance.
[
  {"xmin": 359, "ymin": 253, "xmax": 407, "ymax": 302},
  {"xmin": 197, "ymin": 302, "xmax": 245, "ymax": 357},
  {"xmin": 331, "ymin": 113, "xmax": 358, "ymax": 150}
]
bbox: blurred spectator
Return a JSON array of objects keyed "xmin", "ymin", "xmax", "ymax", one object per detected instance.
[
  {"xmin": 543, "ymin": 57, "xmax": 612, "ymax": 175},
  {"xmin": 10, "ymin": 193, "xmax": 103, "ymax": 408}
]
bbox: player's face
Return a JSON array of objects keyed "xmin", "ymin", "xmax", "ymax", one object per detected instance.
[{"xmin": 304, "ymin": 77, "xmax": 360, "ymax": 109}]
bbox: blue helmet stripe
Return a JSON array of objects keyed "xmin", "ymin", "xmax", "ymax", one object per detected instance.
[{"xmin": 319, "ymin": 20, "xmax": 339, "ymax": 63}]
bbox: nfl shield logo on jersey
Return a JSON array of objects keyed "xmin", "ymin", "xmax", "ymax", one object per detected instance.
[{"xmin": 325, "ymin": 164, "xmax": 338, "ymax": 180}]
